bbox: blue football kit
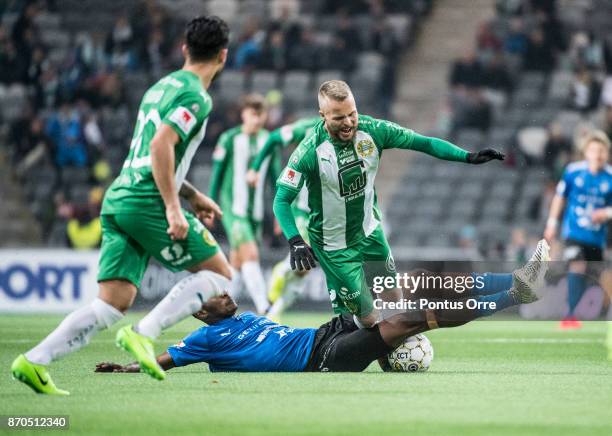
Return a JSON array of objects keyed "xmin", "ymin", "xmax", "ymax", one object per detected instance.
[
  {"xmin": 167, "ymin": 312, "xmax": 316, "ymax": 372},
  {"xmin": 556, "ymin": 161, "xmax": 612, "ymax": 249}
]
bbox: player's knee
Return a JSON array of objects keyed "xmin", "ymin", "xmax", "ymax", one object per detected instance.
[{"xmin": 98, "ymin": 280, "xmax": 137, "ymax": 313}]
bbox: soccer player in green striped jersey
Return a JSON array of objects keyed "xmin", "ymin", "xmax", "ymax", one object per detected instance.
[
  {"xmin": 247, "ymin": 117, "xmax": 319, "ymax": 321},
  {"xmin": 209, "ymin": 94, "xmax": 280, "ymax": 314},
  {"xmin": 273, "ymin": 80, "xmax": 505, "ymax": 327},
  {"xmin": 11, "ymin": 16, "xmax": 233, "ymax": 394}
]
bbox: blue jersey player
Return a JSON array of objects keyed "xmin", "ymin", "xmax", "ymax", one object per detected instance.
[
  {"xmin": 96, "ymin": 246, "xmax": 548, "ymax": 373},
  {"xmin": 544, "ymin": 130, "xmax": 612, "ymax": 329}
]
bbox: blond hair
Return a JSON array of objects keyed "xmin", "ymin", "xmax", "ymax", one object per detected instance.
[
  {"xmin": 579, "ymin": 129, "xmax": 611, "ymax": 152},
  {"xmin": 318, "ymin": 80, "xmax": 352, "ymax": 105}
]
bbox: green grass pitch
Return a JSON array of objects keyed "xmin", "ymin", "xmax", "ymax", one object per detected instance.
[{"xmin": 1, "ymin": 313, "xmax": 611, "ymax": 436}]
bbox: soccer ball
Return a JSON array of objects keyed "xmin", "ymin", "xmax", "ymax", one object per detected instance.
[{"xmin": 387, "ymin": 334, "xmax": 433, "ymax": 372}]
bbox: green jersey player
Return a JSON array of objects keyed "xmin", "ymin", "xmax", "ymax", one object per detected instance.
[
  {"xmin": 273, "ymin": 80, "xmax": 505, "ymax": 327},
  {"xmin": 11, "ymin": 16, "xmax": 232, "ymax": 394},
  {"xmin": 247, "ymin": 117, "xmax": 319, "ymax": 322},
  {"xmin": 209, "ymin": 94, "xmax": 280, "ymax": 314}
]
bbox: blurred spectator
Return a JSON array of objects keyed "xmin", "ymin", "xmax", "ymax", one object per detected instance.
[
  {"xmin": 504, "ymin": 18, "xmax": 527, "ymax": 55},
  {"xmin": 523, "ymin": 28, "xmax": 555, "ymax": 72},
  {"xmin": 570, "ymin": 68, "xmax": 601, "ymax": 113},
  {"xmin": 543, "ymin": 122, "xmax": 572, "ymax": 175},
  {"xmin": 450, "ymin": 50, "xmax": 483, "ymax": 89},
  {"xmin": 482, "ymin": 52, "xmax": 513, "ymax": 94},
  {"xmin": 105, "ymin": 14, "xmax": 136, "ymax": 70},
  {"xmin": 0, "ymin": 39, "xmax": 28, "ymax": 83},
  {"xmin": 57, "ymin": 187, "xmax": 103, "ymax": 249},
  {"xmin": 45, "ymin": 102, "xmax": 88, "ymax": 168},
  {"xmin": 569, "ymin": 31, "xmax": 604, "ymax": 71},
  {"xmin": 476, "ymin": 21, "xmax": 502, "ymax": 55},
  {"xmin": 324, "ymin": 36, "xmax": 356, "ymax": 73},
  {"xmin": 10, "ymin": 114, "xmax": 53, "ymax": 177},
  {"xmin": 450, "ymin": 89, "xmax": 492, "ymax": 132},
  {"xmin": 259, "ymin": 27, "xmax": 287, "ymax": 71},
  {"xmin": 507, "ymin": 228, "xmax": 528, "ymax": 263},
  {"xmin": 288, "ymin": 27, "xmax": 320, "ymax": 70},
  {"xmin": 232, "ymin": 19, "xmax": 263, "ymax": 70}
]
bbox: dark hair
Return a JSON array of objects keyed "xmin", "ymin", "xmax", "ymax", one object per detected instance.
[
  {"xmin": 185, "ymin": 15, "xmax": 230, "ymax": 62},
  {"xmin": 240, "ymin": 93, "xmax": 267, "ymax": 112}
]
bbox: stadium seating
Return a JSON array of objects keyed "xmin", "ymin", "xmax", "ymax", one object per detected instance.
[
  {"xmin": 386, "ymin": 0, "xmax": 612, "ymax": 254},
  {"xmin": 0, "ymin": 0, "xmax": 423, "ymax": 247}
]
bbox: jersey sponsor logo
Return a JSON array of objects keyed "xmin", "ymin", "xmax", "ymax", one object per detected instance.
[
  {"xmin": 337, "ymin": 161, "xmax": 367, "ymax": 198},
  {"xmin": 280, "ymin": 167, "xmax": 302, "ymax": 188},
  {"xmin": 356, "ymin": 139, "xmax": 375, "ymax": 158},
  {"xmin": 337, "ymin": 148, "xmax": 356, "ymax": 166},
  {"xmin": 169, "ymin": 106, "xmax": 197, "ymax": 136}
]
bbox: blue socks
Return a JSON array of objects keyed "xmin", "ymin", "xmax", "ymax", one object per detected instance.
[
  {"xmin": 567, "ymin": 272, "xmax": 586, "ymax": 316},
  {"xmin": 474, "ymin": 290, "xmax": 516, "ymax": 317},
  {"xmin": 471, "ymin": 273, "xmax": 513, "ymax": 295}
]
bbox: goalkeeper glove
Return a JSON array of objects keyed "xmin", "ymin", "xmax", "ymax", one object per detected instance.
[
  {"xmin": 467, "ymin": 148, "xmax": 505, "ymax": 164},
  {"xmin": 288, "ymin": 236, "xmax": 317, "ymax": 271}
]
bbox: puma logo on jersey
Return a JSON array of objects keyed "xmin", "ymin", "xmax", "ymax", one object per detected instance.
[{"xmin": 320, "ymin": 157, "xmax": 332, "ymax": 164}]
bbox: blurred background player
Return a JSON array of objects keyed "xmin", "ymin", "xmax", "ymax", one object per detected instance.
[
  {"xmin": 247, "ymin": 117, "xmax": 319, "ymax": 322},
  {"xmin": 209, "ymin": 94, "xmax": 280, "ymax": 314},
  {"xmin": 544, "ymin": 130, "xmax": 612, "ymax": 330},
  {"xmin": 11, "ymin": 16, "xmax": 232, "ymax": 394},
  {"xmin": 273, "ymin": 80, "xmax": 505, "ymax": 328}
]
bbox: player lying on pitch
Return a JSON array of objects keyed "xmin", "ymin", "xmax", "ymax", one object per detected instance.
[{"xmin": 95, "ymin": 243, "xmax": 548, "ymax": 373}]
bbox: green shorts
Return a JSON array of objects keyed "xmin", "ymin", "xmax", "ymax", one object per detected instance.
[
  {"xmin": 311, "ymin": 225, "xmax": 396, "ymax": 317},
  {"xmin": 97, "ymin": 209, "xmax": 219, "ymax": 287},
  {"xmin": 221, "ymin": 213, "xmax": 262, "ymax": 249}
]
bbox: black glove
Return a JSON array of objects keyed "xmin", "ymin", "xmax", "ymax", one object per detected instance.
[
  {"xmin": 466, "ymin": 148, "xmax": 505, "ymax": 164},
  {"xmin": 288, "ymin": 236, "xmax": 317, "ymax": 271}
]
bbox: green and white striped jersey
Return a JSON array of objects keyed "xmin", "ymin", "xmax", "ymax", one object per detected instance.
[
  {"xmin": 209, "ymin": 126, "xmax": 280, "ymax": 221},
  {"xmin": 276, "ymin": 114, "xmax": 469, "ymax": 251},
  {"xmin": 102, "ymin": 70, "xmax": 212, "ymax": 214},
  {"xmin": 250, "ymin": 117, "xmax": 319, "ymax": 217}
]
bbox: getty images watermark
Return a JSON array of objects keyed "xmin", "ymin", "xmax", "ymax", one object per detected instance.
[{"xmin": 370, "ymin": 272, "xmax": 497, "ymax": 311}]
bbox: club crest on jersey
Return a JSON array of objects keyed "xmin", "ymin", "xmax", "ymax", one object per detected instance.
[
  {"xmin": 280, "ymin": 167, "xmax": 301, "ymax": 188},
  {"xmin": 169, "ymin": 106, "xmax": 196, "ymax": 135},
  {"xmin": 356, "ymin": 139, "xmax": 374, "ymax": 158}
]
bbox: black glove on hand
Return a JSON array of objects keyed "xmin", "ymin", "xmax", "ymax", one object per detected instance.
[
  {"xmin": 466, "ymin": 148, "xmax": 505, "ymax": 164},
  {"xmin": 288, "ymin": 236, "xmax": 317, "ymax": 271}
]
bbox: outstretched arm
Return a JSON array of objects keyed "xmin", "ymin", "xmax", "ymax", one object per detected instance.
[
  {"xmin": 375, "ymin": 117, "xmax": 504, "ymax": 164},
  {"xmin": 95, "ymin": 352, "xmax": 176, "ymax": 373},
  {"xmin": 406, "ymin": 133, "xmax": 505, "ymax": 164}
]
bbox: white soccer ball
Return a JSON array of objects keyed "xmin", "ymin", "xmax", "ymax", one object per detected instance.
[{"xmin": 387, "ymin": 334, "xmax": 433, "ymax": 372}]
